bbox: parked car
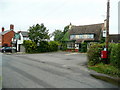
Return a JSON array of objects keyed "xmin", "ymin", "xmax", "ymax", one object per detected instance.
[{"xmin": 1, "ymin": 47, "xmax": 16, "ymax": 53}]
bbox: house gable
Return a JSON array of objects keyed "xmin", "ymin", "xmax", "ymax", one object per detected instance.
[{"xmin": 2, "ymin": 30, "xmax": 15, "ymax": 47}]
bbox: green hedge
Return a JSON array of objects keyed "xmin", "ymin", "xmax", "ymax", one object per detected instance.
[
  {"xmin": 48, "ymin": 41, "xmax": 59, "ymax": 52},
  {"xmin": 87, "ymin": 43, "xmax": 105, "ymax": 66},
  {"xmin": 80, "ymin": 42, "xmax": 87, "ymax": 53},
  {"xmin": 87, "ymin": 43, "xmax": 120, "ymax": 69},
  {"xmin": 37, "ymin": 41, "xmax": 49, "ymax": 52},
  {"xmin": 23, "ymin": 40, "xmax": 37, "ymax": 53},
  {"xmin": 110, "ymin": 43, "xmax": 120, "ymax": 69},
  {"xmin": 23, "ymin": 40, "xmax": 59, "ymax": 53},
  {"xmin": 61, "ymin": 43, "xmax": 67, "ymax": 51}
]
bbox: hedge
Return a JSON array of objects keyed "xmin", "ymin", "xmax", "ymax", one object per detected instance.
[
  {"xmin": 110, "ymin": 43, "xmax": 120, "ymax": 69},
  {"xmin": 23, "ymin": 40, "xmax": 37, "ymax": 53},
  {"xmin": 48, "ymin": 41, "xmax": 59, "ymax": 52},
  {"xmin": 23, "ymin": 40, "xmax": 59, "ymax": 53},
  {"xmin": 87, "ymin": 43, "xmax": 105, "ymax": 66},
  {"xmin": 80, "ymin": 42, "xmax": 87, "ymax": 53},
  {"xmin": 37, "ymin": 41, "xmax": 49, "ymax": 52},
  {"xmin": 87, "ymin": 43, "xmax": 120, "ymax": 70}
]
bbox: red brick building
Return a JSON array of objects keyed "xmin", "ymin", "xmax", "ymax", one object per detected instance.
[{"xmin": 0, "ymin": 24, "xmax": 15, "ymax": 47}]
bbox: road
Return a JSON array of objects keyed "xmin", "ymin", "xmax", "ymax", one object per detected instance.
[{"xmin": 2, "ymin": 52, "xmax": 118, "ymax": 88}]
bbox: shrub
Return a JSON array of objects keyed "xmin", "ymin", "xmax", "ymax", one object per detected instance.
[
  {"xmin": 23, "ymin": 40, "xmax": 37, "ymax": 53},
  {"xmin": 110, "ymin": 43, "xmax": 120, "ymax": 69},
  {"xmin": 87, "ymin": 43, "xmax": 105, "ymax": 66},
  {"xmin": 37, "ymin": 41, "xmax": 49, "ymax": 52},
  {"xmin": 61, "ymin": 43, "xmax": 67, "ymax": 51},
  {"xmin": 80, "ymin": 42, "xmax": 87, "ymax": 52},
  {"xmin": 49, "ymin": 41, "xmax": 59, "ymax": 52}
]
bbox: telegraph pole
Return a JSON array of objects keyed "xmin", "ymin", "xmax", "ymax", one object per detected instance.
[{"xmin": 105, "ymin": 0, "xmax": 110, "ymax": 64}]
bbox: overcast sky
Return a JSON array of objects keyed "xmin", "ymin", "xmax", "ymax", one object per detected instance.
[{"xmin": 0, "ymin": 0, "xmax": 119, "ymax": 34}]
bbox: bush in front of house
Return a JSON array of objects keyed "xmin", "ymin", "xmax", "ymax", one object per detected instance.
[
  {"xmin": 37, "ymin": 41, "xmax": 49, "ymax": 52},
  {"xmin": 110, "ymin": 43, "xmax": 120, "ymax": 69},
  {"xmin": 23, "ymin": 40, "xmax": 59, "ymax": 53},
  {"xmin": 87, "ymin": 43, "xmax": 105, "ymax": 66},
  {"xmin": 80, "ymin": 42, "xmax": 87, "ymax": 53},
  {"xmin": 61, "ymin": 43, "xmax": 67, "ymax": 51},
  {"xmin": 23, "ymin": 40, "xmax": 37, "ymax": 53},
  {"xmin": 48, "ymin": 41, "xmax": 59, "ymax": 52},
  {"xmin": 87, "ymin": 43, "xmax": 120, "ymax": 77}
]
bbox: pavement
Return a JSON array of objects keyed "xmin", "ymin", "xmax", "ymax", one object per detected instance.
[{"xmin": 2, "ymin": 51, "xmax": 119, "ymax": 88}]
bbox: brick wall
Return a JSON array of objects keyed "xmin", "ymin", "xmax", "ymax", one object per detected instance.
[{"xmin": 2, "ymin": 30, "xmax": 15, "ymax": 47}]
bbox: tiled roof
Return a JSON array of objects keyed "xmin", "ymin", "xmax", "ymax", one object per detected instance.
[
  {"xmin": 0, "ymin": 30, "xmax": 11, "ymax": 35},
  {"xmin": 19, "ymin": 31, "xmax": 28, "ymax": 37},
  {"xmin": 69, "ymin": 23, "xmax": 104, "ymax": 41},
  {"xmin": 109, "ymin": 34, "xmax": 120, "ymax": 43}
]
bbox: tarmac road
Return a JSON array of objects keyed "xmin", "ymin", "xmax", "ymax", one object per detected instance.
[{"xmin": 2, "ymin": 52, "xmax": 118, "ymax": 88}]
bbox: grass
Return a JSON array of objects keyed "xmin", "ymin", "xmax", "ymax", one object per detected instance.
[{"xmin": 88, "ymin": 63, "xmax": 120, "ymax": 78}]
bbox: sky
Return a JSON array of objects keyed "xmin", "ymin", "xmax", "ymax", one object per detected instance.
[{"xmin": 0, "ymin": 0, "xmax": 119, "ymax": 35}]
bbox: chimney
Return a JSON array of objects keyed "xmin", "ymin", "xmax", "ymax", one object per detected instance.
[
  {"xmin": 10, "ymin": 24, "xmax": 14, "ymax": 30},
  {"xmin": 2, "ymin": 27, "xmax": 4, "ymax": 32}
]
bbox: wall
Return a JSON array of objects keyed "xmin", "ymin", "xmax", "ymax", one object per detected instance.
[{"xmin": 2, "ymin": 30, "xmax": 15, "ymax": 47}]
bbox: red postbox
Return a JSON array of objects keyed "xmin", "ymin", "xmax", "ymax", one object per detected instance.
[{"xmin": 101, "ymin": 50, "xmax": 108, "ymax": 58}]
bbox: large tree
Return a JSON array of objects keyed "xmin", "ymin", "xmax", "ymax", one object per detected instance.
[
  {"xmin": 52, "ymin": 23, "xmax": 72, "ymax": 41},
  {"xmin": 52, "ymin": 30, "xmax": 64, "ymax": 41},
  {"xmin": 28, "ymin": 23, "xmax": 50, "ymax": 44},
  {"xmin": 63, "ymin": 23, "xmax": 72, "ymax": 34}
]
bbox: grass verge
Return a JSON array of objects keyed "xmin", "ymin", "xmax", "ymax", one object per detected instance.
[
  {"xmin": 88, "ymin": 63, "xmax": 120, "ymax": 78},
  {"xmin": 88, "ymin": 63, "xmax": 120, "ymax": 86}
]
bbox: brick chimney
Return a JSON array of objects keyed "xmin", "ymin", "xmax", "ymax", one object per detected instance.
[
  {"xmin": 10, "ymin": 24, "xmax": 14, "ymax": 30},
  {"xmin": 2, "ymin": 27, "xmax": 4, "ymax": 32}
]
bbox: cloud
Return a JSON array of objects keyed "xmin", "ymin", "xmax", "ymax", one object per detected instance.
[{"xmin": 0, "ymin": 0, "xmax": 119, "ymax": 34}]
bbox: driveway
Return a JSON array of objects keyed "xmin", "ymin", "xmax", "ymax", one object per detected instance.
[{"xmin": 2, "ymin": 51, "xmax": 118, "ymax": 88}]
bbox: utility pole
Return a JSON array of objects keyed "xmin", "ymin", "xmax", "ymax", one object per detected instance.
[{"xmin": 105, "ymin": 0, "xmax": 110, "ymax": 64}]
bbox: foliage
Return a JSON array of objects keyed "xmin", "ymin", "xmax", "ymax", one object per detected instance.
[
  {"xmin": 110, "ymin": 43, "xmax": 120, "ymax": 69},
  {"xmin": 52, "ymin": 24, "xmax": 71, "ymax": 42},
  {"xmin": 52, "ymin": 30, "xmax": 64, "ymax": 41},
  {"xmin": 61, "ymin": 32, "xmax": 70, "ymax": 42},
  {"xmin": 80, "ymin": 42, "xmax": 87, "ymax": 53},
  {"xmin": 63, "ymin": 25, "xmax": 69, "ymax": 34},
  {"xmin": 48, "ymin": 41, "xmax": 59, "ymax": 51},
  {"xmin": 28, "ymin": 23, "xmax": 49, "ymax": 44},
  {"xmin": 23, "ymin": 40, "xmax": 37, "ymax": 53},
  {"xmin": 37, "ymin": 41, "xmax": 49, "ymax": 52},
  {"xmin": 87, "ymin": 43, "xmax": 120, "ymax": 77},
  {"xmin": 88, "ymin": 63, "xmax": 120, "ymax": 77},
  {"xmin": 61, "ymin": 43, "xmax": 67, "ymax": 51},
  {"xmin": 87, "ymin": 43, "xmax": 105, "ymax": 66},
  {"xmin": 100, "ymin": 37, "xmax": 105, "ymax": 43},
  {"xmin": 23, "ymin": 40, "xmax": 59, "ymax": 53}
]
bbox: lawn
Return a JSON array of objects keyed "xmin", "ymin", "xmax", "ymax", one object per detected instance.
[{"xmin": 88, "ymin": 63, "xmax": 120, "ymax": 78}]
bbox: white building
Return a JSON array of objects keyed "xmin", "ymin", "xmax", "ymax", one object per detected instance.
[{"xmin": 13, "ymin": 31, "xmax": 29, "ymax": 52}]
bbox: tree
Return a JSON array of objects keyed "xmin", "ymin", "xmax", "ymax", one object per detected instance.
[
  {"xmin": 52, "ymin": 30, "xmax": 64, "ymax": 41},
  {"xmin": 52, "ymin": 23, "xmax": 72, "ymax": 42},
  {"xmin": 63, "ymin": 25, "xmax": 69, "ymax": 34},
  {"xmin": 28, "ymin": 23, "xmax": 50, "ymax": 44},
  {"xmin": 63, "ymin": 23, "xmax": 72, "ymax": 34}
]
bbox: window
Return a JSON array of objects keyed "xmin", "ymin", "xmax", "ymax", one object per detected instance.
[
  {"xmin": 84, "ymin": 35, "xmax": 88, "ymax": 39},
  {"xmin": 70, "ymin": 35, "xmax": 75, "ymax": 40},
  {"xmin": 75, "ymin": 35, "xmax": 79, "ymax": 39},
  {"xmin": 67, "ymin": 43, "xmax": 75, "ymax": 49},
  {"xmin": 70, "ymin": 34, "xmax": 94, "ymax": 39},
  {"xmin": 79, "ymin": 35, "xmax": 83, "ymax": 39},
  {"xmin": 87, "ymin": 34, "xmax": 94, "ymax": 39}
]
